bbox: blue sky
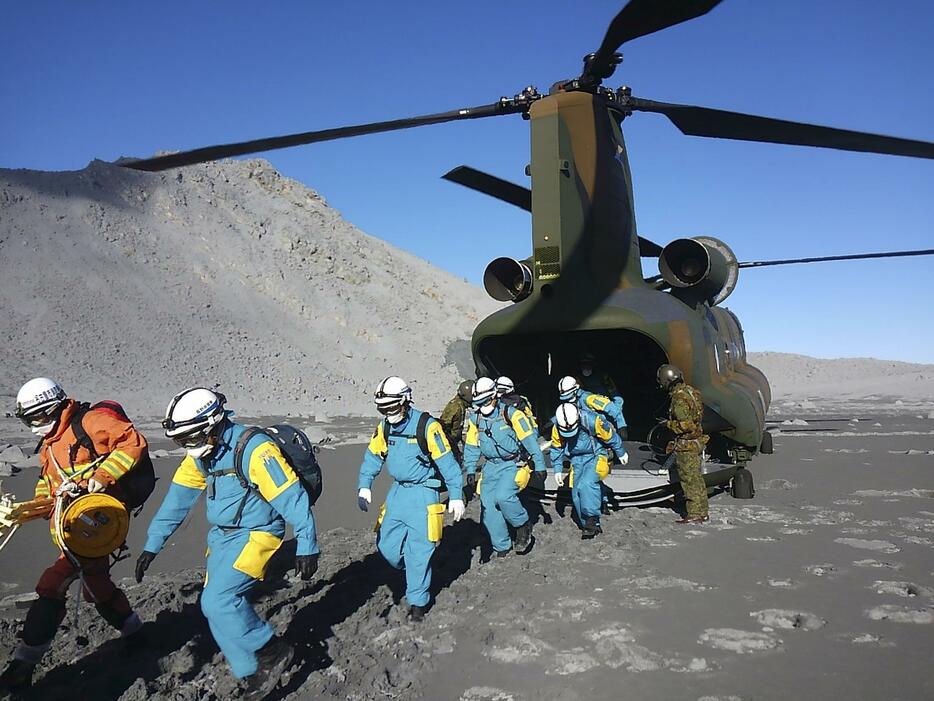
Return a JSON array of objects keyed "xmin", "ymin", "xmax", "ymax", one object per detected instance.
[{"xmin": 2, "ymin": 1, "xmax": 932, "ymax": 362}]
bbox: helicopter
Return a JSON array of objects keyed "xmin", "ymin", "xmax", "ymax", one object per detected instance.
[{"xmin": 119, "ymin": 0, "xmax": 934, "ymax": 505}]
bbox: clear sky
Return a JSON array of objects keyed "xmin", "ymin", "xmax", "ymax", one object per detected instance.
[{"xmin": 2, "ymin": 1, "xmax": 932, "ymax": 362}]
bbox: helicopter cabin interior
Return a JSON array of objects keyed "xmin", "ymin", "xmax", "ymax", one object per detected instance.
[{"xmin": 476, "ymin": 328, "xmax": 669, "ymax": 440}]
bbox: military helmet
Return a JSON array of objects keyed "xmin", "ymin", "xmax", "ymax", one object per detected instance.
[
  {"xmin": 457, "ymin": 380, "xmax": 474, "ymax": 402},
  {"xmin": 657, "ymin": 364, "xmax": 683, "ymax": 389}
]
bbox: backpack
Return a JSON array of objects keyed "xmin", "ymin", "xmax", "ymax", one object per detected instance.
[
  {"xmin": 500, "ymin": 393, "xmax": 533, "ymax": 417},
  {"xmin": 69, "ymin": 401, "xmax": 156, "ymax": 513},
  {"xmin": 232, "ymin": 424, "xmax": 323, "ymax": 515}
]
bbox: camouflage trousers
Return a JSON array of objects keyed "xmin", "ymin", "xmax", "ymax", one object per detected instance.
[{"xmin": 675, "ymin": 450, "xmax": 708, "ymax": 519}]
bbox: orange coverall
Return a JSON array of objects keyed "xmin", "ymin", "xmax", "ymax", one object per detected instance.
[{"xmin": 22, "ymin": 399, "xmax": 147, "ymax": 651}]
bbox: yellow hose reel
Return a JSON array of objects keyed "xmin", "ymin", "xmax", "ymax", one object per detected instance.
[{"xmin": 59, "ymin": 493, "xmax": 129, "ymax": 558}]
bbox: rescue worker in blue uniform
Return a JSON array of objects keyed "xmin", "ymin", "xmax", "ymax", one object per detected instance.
[
  {"xmin": 558, "ymin": 375, "xmax": 628, "ymax": 514},
  {"xmin": 135, "ymin": 388, "xmax": 318, "ymax": 699},
  {"xmin": 357, "ymin": 376, "xmax": 465, "ymax": 622},
  {"xmin": 558, "ymin": 375, "xmax": 626, "ymax": 435},
  {"xmin": 550, "ymin": 403, "xmax": 627, "ymax": 539},
  {"xmin": 463, "ymin": 377, "xmax": 546, "ymax": 556}
]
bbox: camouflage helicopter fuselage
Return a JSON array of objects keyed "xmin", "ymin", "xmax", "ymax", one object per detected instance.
[{"xmin": 471, "ymin": 89, "xmax": 770, "ymax": 466}]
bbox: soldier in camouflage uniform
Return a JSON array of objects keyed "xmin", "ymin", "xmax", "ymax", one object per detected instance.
[
  {"xmin": 439, "ymin": 380, "xmax": 473, "ymax": 461},
  {"xmin": 658, "ymin": 364, "xmax": 709, "ymax": 524}
]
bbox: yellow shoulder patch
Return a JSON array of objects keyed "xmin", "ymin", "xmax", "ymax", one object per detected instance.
[
  {"xmin": 509, "ymin": 409, "xmax": 533, "ymax": 440},
  {"xmin": 248, "ymin": 440, "xmax": 299, "ymax": 502},
  {"xmin": 367, "ymin": 421, "xmax": 388, "ymax": 457},
  {"xmin": 594, "ymin": 416, "xmax": 612, "ymax": 442},
  {"xmin": 465, "ymin": 419, "xmax": 480, "ymax": 446},
  {"xmin": 173, "ymin": 456, "xmax": 207, "ymax": 490},
  {"xmin": 425, "ymin": 419, "xmax": 452, "ymax": 459},
  {"xmin": 550, "ymin": 425, "xmax": 563, "ymax": 449},
  {"xmin": 587, "ymin": 394, "xmax": 610, "ymax": 411}
]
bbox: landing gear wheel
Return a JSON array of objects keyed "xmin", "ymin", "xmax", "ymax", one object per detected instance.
[
  {"xmin": 731, "ymin": 467, "xmax": 755, "ymax": 499},
  {"xmin": 760, "ymin": 430, "xmax": 774, "ymax": 455}
]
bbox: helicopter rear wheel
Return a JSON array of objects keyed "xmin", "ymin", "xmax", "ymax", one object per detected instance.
[
  {"xmin": 760, "ymin": 430, "xmax": 774, "ymax": 455},
  {"xmin": 730, "ymin": 467, "xmax": 755, "ymax": 499}
]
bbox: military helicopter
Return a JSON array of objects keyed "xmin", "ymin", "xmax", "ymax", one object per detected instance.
[{"xmin": 121, "ymin": 0, "xmax": 934, "ymax": 505}]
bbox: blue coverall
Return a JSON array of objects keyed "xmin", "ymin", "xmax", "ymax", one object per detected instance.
[
  {"xmin": 574, "ymin": 389, "xmax": 626, "ymax": 433},
  {"xmin": 463, "ymin": 403, "xmax": 546, "ymax": 553},
  {"xmin": 549, "ymin": 408, "xmax": 624, "ymax": 529},
  {"xmin": 358, "ymin": 409, "xmax": 463, "ymax": 608},
  {"xmin": 144, "ymin": 419, "xmax": 318, "ymax": 679}
]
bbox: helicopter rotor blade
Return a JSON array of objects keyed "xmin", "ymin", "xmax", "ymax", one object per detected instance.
[
  {"xmin": 627, "ymin": 97, "xmax": 934, "ymax": 159},
  {"xmin": 121, "ymin": 101, "xmax": 523, "ymax": 172},
  {"xmin": 442, "ymin": 165, "xmax": 664, "ymax": 256},
  {"xmin": 442, "ymin": 165, "xmax": 531, "ymax": 211},
  {"xmin": 738, "ymin": 248, "xmax": 934, "ymax": 269},
  {"xmin": 582, "ymin": 0, "xmax": 724, "ymax": 83}
]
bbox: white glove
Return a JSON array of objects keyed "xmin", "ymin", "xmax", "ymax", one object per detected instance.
[
  {"xmin": 87, "ymin": 478, "xmax": 107, "ymax": 493},
  {"xmin": 448, "ymin": 499, "xmax": 466, "ymax": 522},
  {"xmin": 554, "ymin": 471, "xmax": 565, "ymax": 488},
  {"xmin": 618, "ymin": 452, "xmax": 629, "ymax": 466},
  {"xmin": 357, "ymin": 488, "xmax": 372, "ymax": 512}
]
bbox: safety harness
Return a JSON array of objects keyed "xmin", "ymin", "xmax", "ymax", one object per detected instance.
[{"xmin": 477, "ymin": 405, "xmax": 523, "ymax": 461}]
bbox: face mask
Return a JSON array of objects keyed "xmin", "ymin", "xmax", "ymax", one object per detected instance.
[
  {"xmin": 31, "ymin": 422, "xmax": 55, "ymax": 437},
  {"xmin": 187, "ymin": 443, "xmax": 215, "ymax": 459},
  {"xmin": 479, "ymin": 401, "xmax": 497, "ymax": 416},
  {"xmin": 581, "ymin": 367, "xmax": 593, "ymax": 377},
  {"xmin": 386, "ymin": 407, "xmax": 408, "ymax": 425}
]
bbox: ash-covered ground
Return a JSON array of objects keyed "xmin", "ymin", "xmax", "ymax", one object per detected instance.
[{"xmin": 1, "ymin": 408, "xmax": 933, "ymax": 700}]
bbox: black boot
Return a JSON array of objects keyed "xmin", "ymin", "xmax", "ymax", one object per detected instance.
[
  {"xmin": 244, "ymin": 637, "xmax": 294, "ymax": 700},
  {"xmin": 493, "ymin": 549, "xmax": 511, "ymax": 559},
  {"xmin": 581, "ymin": 516, "xmax": 602, "ymax": 540},
  {"xmin": 513, "ymin": 521, "xmax": 532, "ymax": 554},
  {"xmin": 0, "ymin": 659, "xmax": 34, "ymax": 693},
  {"xmin": 409, "ymin": 605, "xmax": 427, "ymax": 622}
]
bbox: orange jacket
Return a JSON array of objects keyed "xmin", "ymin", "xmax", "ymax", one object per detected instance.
[{"xmin": 34, "ymin": 400, "xmax": 148, "ymax": 502}]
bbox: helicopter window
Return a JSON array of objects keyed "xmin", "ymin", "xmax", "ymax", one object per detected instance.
[{"xmin": 714, "ymin": 344, "xmax": 721, "ymax": 374}]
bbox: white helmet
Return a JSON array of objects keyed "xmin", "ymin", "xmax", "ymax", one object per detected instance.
[
  {"xmin": 494, "ymin": 376, "xmax": 515, "ymax": 397},
  {"xmin": 374, "ymin": 376, "xmax": 412, "ymax": 416},
  {"xmin": 558, "ymin": 376, "xmax": 580, "ymax": 402},
  {"xmin": 472, "ymin": 376, "xmax": 497, "ymax": 407},
  {"xmin": 163, "ymin": 387, "xmax": 227, "ymax": 456},
  {"xmin": 15, "ymin": 377, "xmax": 67, "ymax": 434},
  {"xmin": 555, "ymin": 403, "xmax": 581, "ymax": 438}
]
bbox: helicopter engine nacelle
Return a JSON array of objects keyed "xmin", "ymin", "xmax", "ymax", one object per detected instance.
[
  {"xmin": 659, "ymin": 236, "xmax": 739, "ymax": 306},
  {"xmin": 484, "ymin": 257, "xmax": 533, "ymax": 303}
]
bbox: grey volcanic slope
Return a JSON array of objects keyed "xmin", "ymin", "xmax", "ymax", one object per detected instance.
[
  {"xmin": 748, "ymin": 352, "xmax": 934, "ymax": 405},
  {"xmin": 0, "ymin": 159, "xmax": 499, "ymax": 416}
]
